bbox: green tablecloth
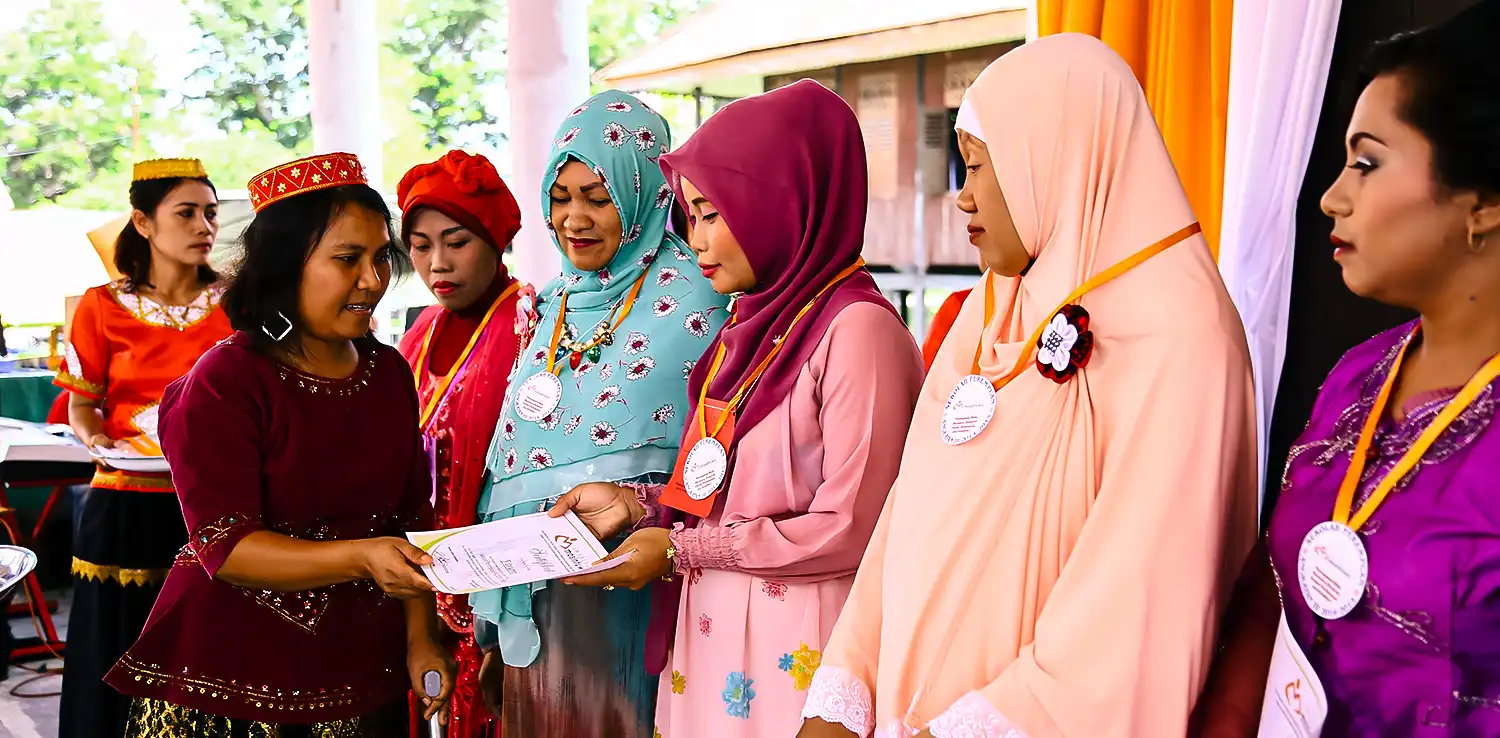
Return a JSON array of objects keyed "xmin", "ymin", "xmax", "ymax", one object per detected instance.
[{"xmin": 0, "ymin": 371, "xmax": 60, "ymax": 423}]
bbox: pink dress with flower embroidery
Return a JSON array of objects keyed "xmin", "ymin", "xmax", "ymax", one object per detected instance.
[{"xmin": 654, "ymin": 304, "xmax": 922, "ymax": 737}]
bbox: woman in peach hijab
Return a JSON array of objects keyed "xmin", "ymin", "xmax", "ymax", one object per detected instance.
[{"xmin": 797, "ymin": 34, "xmax": 1259, "ymax": 738}]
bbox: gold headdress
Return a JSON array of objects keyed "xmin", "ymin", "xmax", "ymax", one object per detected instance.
[{"xmin": 132, "ymin": 158, "xmax": 209, "ymax": 183}]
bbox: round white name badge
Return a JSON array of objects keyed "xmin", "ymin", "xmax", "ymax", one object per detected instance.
[
  {"xmin": 514, "ymin": 372, "xmax": 563, "ymax": 423},
  {"xmin": 941, "ymin": 375, "xmax": 998, "ymax": 446},
  {"xmin": 683, "ymin": 437, "xmax": 728, "ymax": 500},
  {"xmin": 1296, "ymin": 521, "xmax": 1369, "ymax": 620}
]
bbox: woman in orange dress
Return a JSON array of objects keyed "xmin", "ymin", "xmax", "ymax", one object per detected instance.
[
  {"xmin": 54, "ymin": 158, "xmax": 232, "ymax": 738},
  {"xmin": 922, "ymin": 289, "xmax": 970, "ymax": 370}
]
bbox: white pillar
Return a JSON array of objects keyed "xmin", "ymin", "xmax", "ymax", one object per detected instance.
[
  {"xmin": 308, "ymin": 0, "xmax": 384, "ymax": 187},
  {"xmin": 508, "ymin": 0, "xmax": 590, "ymax": 286}
]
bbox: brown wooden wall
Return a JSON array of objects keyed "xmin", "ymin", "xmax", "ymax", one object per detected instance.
[{"xmin": 768, "ymin": 43, "xmax": 1020, "ymax": 269}]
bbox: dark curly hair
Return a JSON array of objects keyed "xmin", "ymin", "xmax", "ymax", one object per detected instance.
[
  {"xmin": 222, "ymin": 184, "xmax": 411, "ymax": 356},
  {"xmin": 1360, "ymin": 0, "xmax": 1500, "ymax": 196},
  {"xmin": 114, "ymin": 177, "xmax": 219, "ymax": 292}
]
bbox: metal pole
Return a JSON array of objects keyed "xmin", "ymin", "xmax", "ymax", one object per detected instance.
[{"xmin": 910, "ymin": 56, "xmax": 928, "ymax": 343}]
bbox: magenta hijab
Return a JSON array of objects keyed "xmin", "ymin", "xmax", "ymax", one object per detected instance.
[{"xmin": 660, "ymin": 79, "xmax": 898, "ymax": 440}]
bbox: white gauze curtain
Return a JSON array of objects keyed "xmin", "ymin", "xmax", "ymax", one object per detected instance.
[{"xmin": 1218, "ymin": 0, "xmax": 1342, "ymax": 512}]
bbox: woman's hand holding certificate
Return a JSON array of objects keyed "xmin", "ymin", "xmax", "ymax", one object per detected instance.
[
  {"xmin": 359, "ymin": 537, "xmax": 437, "ymax": 599},
  {"xmin": 560, "ymin": 527, "xmax": 674, "ymax": 591},
  {"xmin": 405, "ymin": 510, "xmax": 632, "ymax": 594},
  {"xmin": 547, "ymin": 481, "xmax": 646, "ymax": 540}
]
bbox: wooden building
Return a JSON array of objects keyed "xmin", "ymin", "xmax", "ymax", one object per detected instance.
[{"xmin": 597, "ymin": 1, "xmax": 1028, "ymax": 339}]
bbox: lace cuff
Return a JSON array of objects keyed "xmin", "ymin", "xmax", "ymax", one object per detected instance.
[
  {"xmin": 187, "ymin": 512, "xmax": 262, "ymax": 577},
  {"xmin": 620, "ymin": 482, "xmax": 664, "ymax": 532},
  {"xmin": 802, "ymin": 665, "xmax": 875, "ymax": 737},
  {"xmin": 928, "ymin": 692, "xmax": 1029, "ymax": 738},
  {"xmin": 669, "ymin": 522, "xmax": 739, "ymax": 573}
]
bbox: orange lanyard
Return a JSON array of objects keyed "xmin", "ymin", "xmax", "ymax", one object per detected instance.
[
  {"xmin": 412, "ymin": 280, "xmax": 521, "ymax": 431},
  {"xmin": 543, "ymin": 270, "xmax": 650, "ymax": 375},
  {"xmin": 970, "ymin": 222, "xmax": 1201, "ymax": 391},
  {"xmin": 696, "ymin": 258, "xmax": 867, "ymax": 439},
  {"xmin": 1332, "ymin": 327, "xmax": 1500, "ymax": 531}
]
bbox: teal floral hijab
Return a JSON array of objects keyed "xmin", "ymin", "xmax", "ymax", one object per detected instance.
[{"xmin": 473, "ymin": 90, "xmax": 729, "ymax": 667}]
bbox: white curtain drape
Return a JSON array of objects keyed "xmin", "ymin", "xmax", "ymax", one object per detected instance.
[{"xmin": 1218, "ymin": 0, "xmax": 1342, "ymax": 512}]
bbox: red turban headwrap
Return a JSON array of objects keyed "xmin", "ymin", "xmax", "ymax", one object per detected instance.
[{"xmin": 397, "ymin": 150, "xmax": 521, "ymax": 251}]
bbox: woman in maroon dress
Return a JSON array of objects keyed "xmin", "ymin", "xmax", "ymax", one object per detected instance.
[
  {"xmin": 107, "ymin": 152, "xmax": 456, "ymax": 735},
  {"xmin": 396, "ymin": 150, "xmax": 528, "ymax": 736}
]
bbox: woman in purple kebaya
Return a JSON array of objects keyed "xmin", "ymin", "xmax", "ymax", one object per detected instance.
[{"xmin": 1194, "ymin": 3, "xmax": 1500, "ymax": 736}]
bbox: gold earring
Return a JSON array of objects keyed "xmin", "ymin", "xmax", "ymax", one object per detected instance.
[{"xmin": 1470, "ymin": 230, "xmax": 1489, "ymax": 254}]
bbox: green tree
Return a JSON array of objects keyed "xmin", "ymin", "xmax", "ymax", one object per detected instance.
[
  {"xmin": 0, "ymin": 0, "xmax": 158, "ymax": 207},
  {"xmin": 388, "ymin": 0, "xmax": 506, "ymax": 149},
  {"xmin": 588, "ymin": 0, "xmax": 705, "ymax": 72},
  {"xmin": 186, "ymin": 0, "xmax": 312, "ymax": 150}
]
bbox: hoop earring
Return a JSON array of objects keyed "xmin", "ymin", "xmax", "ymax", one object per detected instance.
[
  {"xmin": 1470, "ymin": 230, "xmax": 1490, "ymax": 255},
  {"xmin": 261, "ymin": 311, "xmax": 293, "ymax": 342}
]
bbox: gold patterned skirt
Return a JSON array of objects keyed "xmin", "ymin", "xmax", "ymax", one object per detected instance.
[{"xmin": 124, "ymin": 697, "xmax": 408, "ymax": 738}]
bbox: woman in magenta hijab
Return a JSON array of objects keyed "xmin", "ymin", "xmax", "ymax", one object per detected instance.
[{"xmin": 550, "ymin": 80, "xmax": 924, "ymax": 735}]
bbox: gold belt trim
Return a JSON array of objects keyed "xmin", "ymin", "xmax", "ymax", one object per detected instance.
[
  {"xmin": 93, "ymin": 470, "xmax": 175, "ymax": 493},
  {"xmin": 115, "ymin": 653, "xmax": 362, "ymax": 713},
  {"xmin": 72, "ymin": 557, "xmax": 169, "ymax": 587},
  {"xmin": 54, "ymin": 370, "xmax": 104, "ymax": 398}
]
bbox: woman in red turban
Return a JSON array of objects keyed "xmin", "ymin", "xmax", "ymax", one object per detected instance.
[{"xmin": 396, "ymin": 150, "xmax": 530, "ymax": 737}]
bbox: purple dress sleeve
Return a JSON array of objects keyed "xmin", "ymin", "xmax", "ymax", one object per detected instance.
[
  {"xmin": 160, "ymin": 344, "xmax": 267, "ymax": 577},
  {"xmin": 670, "ymin": 302, "xmax": 924, "ymax": 580}
]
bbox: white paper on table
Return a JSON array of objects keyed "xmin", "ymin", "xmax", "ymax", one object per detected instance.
[
  {"xmin": 1257, "ymin": 610, "xmax": 1327, "ymax": 738},
  {"xmin": 406, "ymin": 510, "xmax": 632, "ymax": 595}
]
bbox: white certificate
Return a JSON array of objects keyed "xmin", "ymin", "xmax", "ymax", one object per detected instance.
[
  {"xmin": 406, "ymin": 511, "xmax": 631, "ymax": 595},
  {"xmin": 1257, "ymin": 610, "xmax": 1327, "ymax": 738}
]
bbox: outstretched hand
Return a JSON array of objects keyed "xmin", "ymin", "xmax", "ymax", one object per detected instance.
[
  {"xmin": 359, "ymin": 537, "xmax": 435, "ymax": 599},
  {"xmin": 548, "ymin": 482, "xmax": 645, "ymax": 540},
  {"xmin": 560, "ymin": 527, "xmax": 673, "ymax": 590}
]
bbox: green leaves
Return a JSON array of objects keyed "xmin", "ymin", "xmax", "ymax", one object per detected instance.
[
  {"xmin": 186, "ymin": 0, "xmax": 312, "ymax": 150},
  {"xmin": 588, "ymin": 0, "xmax": 703, "ymax": 73},
  {"xmin": 386, "ymin": 0, "xmax": 505, "ymax": 149},
  {"xmin": 1, "ymin": 0, "xmax": 707, "ymax": 208},
  {"xmin": 0, "ymin": 0, "xmax": 157, "ymax": 206}
]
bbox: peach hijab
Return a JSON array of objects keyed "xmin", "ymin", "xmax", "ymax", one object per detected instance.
[{"xmin": 806, "ymin": 35, "xmax": 1258, "ymax": 737}]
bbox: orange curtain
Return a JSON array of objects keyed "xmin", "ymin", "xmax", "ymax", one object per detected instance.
[{"xmin": 1037, "ymin": 0, "xmax": 1232, "ymax": 258}]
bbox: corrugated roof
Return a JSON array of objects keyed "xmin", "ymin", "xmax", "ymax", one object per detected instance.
[{"xmin": 597, "ymin": 0, "xmax": 1026, "ymax": 93}]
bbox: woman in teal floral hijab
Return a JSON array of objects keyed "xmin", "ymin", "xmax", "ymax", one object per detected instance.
[{"xmin": 471, "ymin": 90, "xmax": 728, "ymax": 736}]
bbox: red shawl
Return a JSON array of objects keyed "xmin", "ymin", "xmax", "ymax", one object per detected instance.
[{"xmin": 398, "ymin": 275, "xmax": 523, "ymax": 530}]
